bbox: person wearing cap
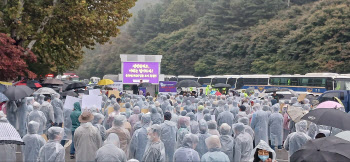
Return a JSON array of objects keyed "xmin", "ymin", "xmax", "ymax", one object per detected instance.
[
  {"xmin": 201, "ymin": 135, "xmax": 230, "ymax": 162},
  {"xmin": 106, "ymin": 115, "xmax": 131, "ymax": 157},
  {"xmin": 142, "ymin": 124, "xmax": 166, "ymax": 162},
  {"xmin": 22, "ymin": 121, "xmax": 46, "ymax": 162},
  {"xmin": 74, "ymin": 110, "xmax": 102, "ymax": 162},
  {"xmin": 38, "ymin": 127, "xmax": 65, "ymax": 162},
  {"xmin": 27, "ymin": 102, "xmax": 47, "ymax": 135}
]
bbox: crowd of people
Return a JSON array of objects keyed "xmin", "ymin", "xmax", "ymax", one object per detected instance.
[{"xmin": 0, "ymin": 90, "xmax": 334, "ymax": 162}]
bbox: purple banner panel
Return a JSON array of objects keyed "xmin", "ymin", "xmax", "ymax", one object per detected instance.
[
  {"xmin": 123, "ymin": 62, "xmax": 159, "ymax": 84},
  {"xmin": 159, "ymin": 81, "xmax": 177, "ymax": 93}
]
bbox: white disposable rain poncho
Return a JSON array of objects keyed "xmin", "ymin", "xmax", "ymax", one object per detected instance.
[
  {"xmin": 27, "ymin": 102, "xmax": 47, "ymax": 135},
  {"xmin": 95, "ymin": 133, "xmax": 127, "ymax": 162},
  {"xmin": 40, "ymin": 100, "xmax": 55, "ymax": 133},
  {"xmin": 93, "ymin": 113, "xmax": 107, "ymax": 141},
  {"xmin": 128, "ymin": 106, "xmax": 140, "ymax": 129},
  {"xmin": 6, "ymin": 101, "xmax": 17, "ymax": 128},
  {"xmin": 201, "ymin": 135, "xmax": 230, "ymax": 162},
  {"xmin": 302, "ymin": 99, "xmax": 311, "ymax": 111},
  {"xmin": 176, "ymin": 116, "xmax": 191, "ymax": 148},
  {"xmin": 38, "ymin": 127, "xmax": 65, "ymax": 162},
  {"xmin": 51, "ymin": 94, "xmax": 64, "ymax": 124},
  {"xmin": 238, "ymin": 117, "xmax": 254, "ymax": 140},
  {"xmin": 195, "ymin": 119, "xmax": 210, "ymax": 158},
  {"xmin": 160, "ymin": 120, "xmax": 177, "ymax": 162},
  {"xmin": 161, "ymin": 96, "xmax": 170, "ymax": 113},
  {"xmin": 249, "ymin": 140, "xmax": 276, "ymax": 162},
  {"xmin": 233, "ymin": 123, "xmax": 253, "ymax": 162},
  {"xmin": 129, "ymin": 114, "xmax": 151, "ymax": 161},
  {"xmin": 251, "ymin": 109, "xmax": 269, "ymax": 144},
  {"xmin": 18, "ymin": 97, "xmax": 30, "ymax": 137},
  {"xmin": 74, "ymin": 122, "xmax": 103, "ymax": 162},
  {"xmin": 187, "ymin": 112, "xmax": 199, "ymax": 134},
  {"xmin": 217, "ymin": 105, "xmax": 235, "ymax": 128},
  {"xmin": 150, "ymin": 106, "xmax": 162, "ymax": 125},
  {"xmin": 38, "ymin": 95, "xmax": 45, "ymax": 104},
  {"xmin": 62, "ymin": 108, "xmax": 72, "ymax": 140},
  {"xmin": 173, "ymin": 134, "xmax": 200, "ymax": 162},
  {"xmin": 22, "ymin": 121, "xmax": 46, "ymax": 162},
  {"xmin": 142, "ymin": 124, "xmax": 165, "ymax": 162},
  {"xmin": 291, "ymin": 97, "xmax": 301, "ymax": 107},
  {"xmin": 106, "ymin": 115, "xmax": 131, "ymax": 157},
  {"xmin": 219, "ymin": 123, "xmax": 234, "ymax": 162},
  {"xmin": 307, "ymin": 122, "xmax": 318, "ymax": 139},
  {"xmin": 207, "ymin": 120, "xmax": 220, "ymax": 136},
  {"xmin": 230, "ymin": 101, "xmax": 239, "ymax": 119},
  {"xmin": 284, "ymin": 120, "xmax": 311, "ymax": 158},
  {"xmin": 268, "ymin": 106, "xmax": 284, "ymax": 148}
]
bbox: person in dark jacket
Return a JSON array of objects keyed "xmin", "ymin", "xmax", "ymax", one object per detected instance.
[{"xmin": 69, "ymin": 102, "xmax": 81, "ymax": 159}]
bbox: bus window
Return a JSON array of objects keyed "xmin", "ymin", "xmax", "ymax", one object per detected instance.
[
  {"xmin": 257, "ymin": 78, "xmax": 268, "ymax": 85},
  {"xmin": 290, "ymin": 78, "xmax": 298, "ymax": 86},
  {"xmin": 227, "ymin": 78, "xmax": 237, "ymax": 87},
  {"xmin": 243, "ymin": 78, "xmax": 258, "ymax": 85},
  {"xmin": 212, "ymin": 78, "xmax": 227, "ymax": 85},
  {"xmin": 198, "ymin": 78, "xmax": 211, "ymax": 86},
  {"xmin": 236, "ymin": 78, "xmax": 244, "ymax": 89},
  {"xmin": 326, "ymin": 79, "xmax": 333, "ymax": 90},
  {"xmin": 169, "ymin": 77, "xmax": 177, "ymax": 81},
  {"xmin": 313, "ymin": 78, "xmax": 326, "ymax": 87}
]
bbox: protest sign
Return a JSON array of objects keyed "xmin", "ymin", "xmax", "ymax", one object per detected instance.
[
  {"xmin": 108, "ymin": 90, "xmax": 120, "ymax": 98},
  {"xmin": 89, "ymin": 89, "xmax": 100, "ymax": 96},
  {"xmin": 82, "ymin": 95, "xmax": 102, "ymax": 110},
  {"xmin": 63, "ymin": 96, "xmax": 80, "ymax": 110}
]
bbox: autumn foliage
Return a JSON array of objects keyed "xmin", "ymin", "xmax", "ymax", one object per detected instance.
[{"xmin": 0, "ymin": 33, "xmax": 37, "ymax": 81}]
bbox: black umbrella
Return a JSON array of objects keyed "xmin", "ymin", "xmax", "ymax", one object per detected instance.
[
  {"xmin": 76, "ymin": 89, "xmax": 89, "ymax": 95},
  {"xmin": 42, "ymin": 79, "xmax": 64, "ymax": 85},
  {"xmin": 301, "ymin": 108, "xmax": 350, "ymax": 130},
  {"xmin": 213, "ymin": 83, "xmax": 231, "ymax": 88},
  {"xmin": 65, "ymin": 82, "xmax": 86, "ymax": 91},
  {"xmin": 0, "ymin": 84, "xmax": 7, "ymax": 93},
  {"xmin": 4, "ymin": 85, "xmax": 34, "ymax": 101},
  {"xmin": 291, "ymin": 136, "xmax": 350, "ymax": 162},
  {"xmin": 60, "ymin": 91, "xmax": 78, "ymax": 97},
  {"xmin": 265, "ymin": 87, "xmax": 279, "ymax": 93},
  {"xmin": 176, "ymin": 80, "xmax": 201, "ymax": 87}
]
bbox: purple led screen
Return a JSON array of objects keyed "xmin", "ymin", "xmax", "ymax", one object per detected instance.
[{"xmin": 123, "ymin": 62, "xmax": 159, "ymax": 84}]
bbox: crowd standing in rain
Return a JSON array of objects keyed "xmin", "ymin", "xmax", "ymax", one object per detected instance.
[{"xmin": 0, "ymin": 88, "xmax": 344, "ymax": 162}]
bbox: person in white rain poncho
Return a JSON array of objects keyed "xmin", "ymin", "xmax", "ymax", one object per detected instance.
[
  {"xmin": 284, "ymin": 120, "xmax": 311, "ymax": 158},
  {"xmin": 238, "ymin": 117, "xmax": 255, "ymax": 141},
  {"xmin": 173, "ymin": 134, "xmax": 200, "ymax": 162},
  {"xmin": 219, "ymin": 123, "xmax": 235, "ymax": 162},
  {"xmin": 40, "ymin": 96, "xmax": 55, "ymax": 133},
  {"xmin": 92, "ymin": 113, "xmax": 107, "ymax": 141},
  {"xmin": 142, "ymin": 124, "xmax": 166, "ymax": 162},
  {"xmin": 95, "ymin": 133, "xmax": 127, "ymax": 162},
  {"xmin": 195, "ymin": 119, "xmax": 211, "ymax": 158},
  {"xmin": 38, "ymin": 127, "xmax": 65, "ymax": 162},
  {"xmin": 22, "ymin": 121, "xmax": 46, "ymax": 162},
  {"xmin": 74, "ymin": 111, "xmax": 102, "ymax": 162},
  {"xmin": 233, "ymin": 123, "xmax": 253, "ymax": 162},
  {"xmin": 160, "ymin": 112, "xmax": 177, "ymax": 162},
  {"xmin": 207, "ymin": 120, "xmax": 220, "ymax": 136},
  {"xmin": 201, "ymin": 135, "xmax": 230, "ymax": 162},
  {"xmin": 217, "ymin": 103, "xmax": 235, "ymax": 128},
  {"xmin": 186, "ymin": 112, "xmax": 199, "ymax": 134},
  {"xmin": 176, "ymin": 116, "xmax": 191, "ymax": 148},
  {"xmin": 129, "ymin": 114, "xmax": 151, "ymax": 161},
  {"xmin": 51, "ymin": 93, "xmax": 64, "ymax": 127},
  {"xmin": 269, "ymin": 106, "xmax": 284, "ymax": 150},
  {"xmin": 250, "ymin": 140, "xmax": 276, "ymax": 162},
  {"xmin": 251, "ymin": 105, "xmax": 269, "ymax": 144},
  {"xmin": 27, "ymin": 102, "xmax": 47, "ymax": 135},
  {"xmin": 106, "ymin": 115, "xmax": 131, "ymax": 157}
]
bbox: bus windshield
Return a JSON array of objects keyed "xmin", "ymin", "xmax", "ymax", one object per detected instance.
[{"xmin": 335, "ymin": 80, "xmax": 350, "ymax": 90}]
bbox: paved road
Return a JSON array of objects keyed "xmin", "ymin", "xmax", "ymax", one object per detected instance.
[{"xmin": 15, "ymin": 142, "xmax": 289, "ymax": 162}]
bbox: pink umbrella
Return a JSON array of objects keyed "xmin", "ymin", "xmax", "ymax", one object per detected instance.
[{"xmin": 316, "ymin": 101, "xmax": 343, "ymax": 109}]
